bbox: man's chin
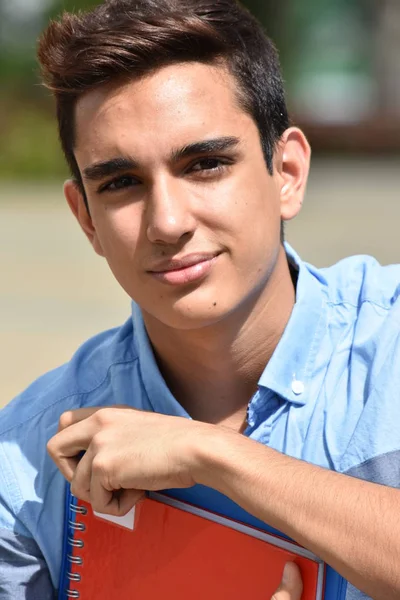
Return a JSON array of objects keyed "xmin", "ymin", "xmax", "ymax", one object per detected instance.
[{"xmin": 143, "ymin": 302, "xmax": 231, "ymax": 332}]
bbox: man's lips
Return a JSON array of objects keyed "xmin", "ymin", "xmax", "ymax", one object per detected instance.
[
  {"xmin": 147, "ymin": 253, "xmax": 220, "ymax": 285},
  {"xmin": 148, "ymin": 252, "xmax": 220, "ymax": 273}
]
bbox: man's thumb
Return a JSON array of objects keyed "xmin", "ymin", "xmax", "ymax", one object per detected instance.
[{"xmin": 271, "ymin": 562, "xmax": 303, "ymax": 600}]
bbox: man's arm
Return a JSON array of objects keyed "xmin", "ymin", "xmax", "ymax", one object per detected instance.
[
  {"xmin": 199, "ymin": 429, "xmax": 399, "ymax": 600},
  {"xmin": 48, "ymin": 406, "xmax": 400, "ymax": 600}
]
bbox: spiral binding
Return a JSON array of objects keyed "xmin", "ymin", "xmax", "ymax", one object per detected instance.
[{"xmin": 65, "ymin": 502, "xmax": 87, "ymax": 599}]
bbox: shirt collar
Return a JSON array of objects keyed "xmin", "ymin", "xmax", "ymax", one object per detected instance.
[
  {"xmin": 257, "ymin": 243, "xmax": 327, "ymax": 405},
  {"xmin": 132, "ymin": 243, "xmax": 327, "ymax": 411}
]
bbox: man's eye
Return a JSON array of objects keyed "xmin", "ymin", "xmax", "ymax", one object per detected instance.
[
  {"xmin": 99, "ymin": 175, "xmax": 138, "ymax": 193},
  {"xmin": 189, "ymin": 158, "xmax": 229, "ymax": 174}
]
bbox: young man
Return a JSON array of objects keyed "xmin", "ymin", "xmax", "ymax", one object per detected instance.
[{"xmin": 1, "ymin": 0, "xmax": 399, "ymax": 598}]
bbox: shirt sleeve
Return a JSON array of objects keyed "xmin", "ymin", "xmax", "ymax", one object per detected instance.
[
  {"xmin": 0, "ymin": 525, "xmax": 55, "ymax": 600},
  {"xmin": 340, "ymin": 303, "xmax": 400, "ymax": 479},
  {"xmin": 0, "ymin": 445, "xmax": 56, "ymax": 600}
]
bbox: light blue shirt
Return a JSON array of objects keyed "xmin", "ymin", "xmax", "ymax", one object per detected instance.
[{"xmin": 1, "ymin": 244, "xmax": 400, "ymax": 600}]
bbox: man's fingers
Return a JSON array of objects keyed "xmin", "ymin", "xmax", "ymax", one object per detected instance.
[
  {"xmin": 51, "ymin": 407, "xmax": 129, "ymax": 476},
  {"xmin": 113, "ymin": 489, "xmax": 146, "ymax": 516},
  {"xmin": 271, "ymin": 562, "xmax": 303, "ymax": 600},
  {"xmin": 57, "ymin": 405, "xmax": 133, "ymax": 432},
  {"xmin": 54, "ymin": 454, "xmax": 82, "ymax": 483},
  {"xmin": 57, "ymin": 408, "xmax": 104, "ymax": 432},
  {"xmin": 68, "ymin": 446, "xmax": 145, "ymax": 515},
  {"xmin": 47, "ymin": 420, "xmax": 97, "ymax": 477},
  {"xmin": 91, "ymin": 486, "xmax": 145, "ymax": 517},
  {"xmin": 70, "ymin": 448, "xmax": 93, "ymax": 502}
]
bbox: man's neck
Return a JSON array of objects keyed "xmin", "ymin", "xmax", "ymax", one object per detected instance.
[{"xmin": 142, "ymin": 246, "xmax": 296, "ymax": 430}]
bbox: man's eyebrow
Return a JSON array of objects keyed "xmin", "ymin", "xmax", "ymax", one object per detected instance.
[
  {"xmin": 171, "ymin": 136, "xmax": 241, "ymax": 162},
  {"xmin": 82, "ymin": 157, "xmax": 139, "ymax": 181},
  {"xmin": 82, "ymin": 137, "xmax": 240, "ymax": 181}
]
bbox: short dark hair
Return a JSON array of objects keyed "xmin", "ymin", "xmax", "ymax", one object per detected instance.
[{"xmin": 38, "ymin": 0, "xmax": 290, "ymax": 197}]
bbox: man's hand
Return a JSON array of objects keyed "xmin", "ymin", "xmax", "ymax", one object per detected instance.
[
  {"xmin": 48, "ymin": 404, "xmax": 400, "ymax": 600},
  {"xmin": 48, "ymin": 410, "xmax": 304, "ymax": 599},
  {"xmin": 47, "ymin": 406, "xmax": 218, "ymax": 515},
  {"xmin": 271, "ymin": 563, "xmax": 303, "ymax": 600}
]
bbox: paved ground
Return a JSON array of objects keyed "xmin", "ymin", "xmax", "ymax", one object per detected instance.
[{"xmin": 1, "ymin": 157, "xmax": 399, "ymax": 406}]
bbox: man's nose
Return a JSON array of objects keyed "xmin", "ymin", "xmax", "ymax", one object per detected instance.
[{"xmin": 146, "ymin": 176, "xmax": 197, "ymax": 245}]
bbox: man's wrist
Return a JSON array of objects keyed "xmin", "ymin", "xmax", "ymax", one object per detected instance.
[{"xmin": 189, "ymin": 424, "xmax": 246, "ymax": 492}]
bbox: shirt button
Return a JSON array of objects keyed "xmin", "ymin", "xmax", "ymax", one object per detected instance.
[{"xmin": 291, "ymin": 380, "xmax": 305, "ymax": 395}]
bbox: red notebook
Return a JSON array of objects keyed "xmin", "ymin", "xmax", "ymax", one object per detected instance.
[{"xmin": 61, "ymin": 488, "xmax": 326, "ymax": 599}]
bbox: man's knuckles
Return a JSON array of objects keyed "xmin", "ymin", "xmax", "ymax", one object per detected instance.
[
  {"xmin": 91, "ymin": 406, "xmax": 137, "ymax": 427},
  {"xmin": 58, "ymin": 410, "xmax": 75, "ymax": 431},
  {"xmin": 91, "ymin": 452, "xmax": 114, "ymax": 479}
]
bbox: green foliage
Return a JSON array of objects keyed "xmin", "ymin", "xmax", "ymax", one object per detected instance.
[
  {"xmin": 0, "ymin": 0, "xmax": 99, "ymax": 180},
  {"xmin": 0, "ymin": 104, "xmax": 67, "ymax": 180},
  {"xmin": 45, "ymin": 0, "xmax": 101, "ymax": 21}
]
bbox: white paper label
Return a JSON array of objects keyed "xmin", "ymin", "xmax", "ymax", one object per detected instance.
[{"xmin": 93, "ymin": 506, "xmax": 136, "ymax": 530}]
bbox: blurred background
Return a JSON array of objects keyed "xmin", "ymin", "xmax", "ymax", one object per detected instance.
[{"xmin": 1, "ymin": 0, "xmax": 399, "ymax": 405}]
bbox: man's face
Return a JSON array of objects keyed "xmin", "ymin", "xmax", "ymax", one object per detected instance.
[{"xmin": 71, "ymin": 62, "xmax": 300, "ymax": 330}]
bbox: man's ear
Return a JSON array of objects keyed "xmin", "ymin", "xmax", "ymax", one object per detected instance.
[
  {"xmin": 275, "ymin": 127, "xmax": 311, "ymax": 222},
  {"xmin": 64, "ymin": 179, "xmax": 105, "ymax": 257}
]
